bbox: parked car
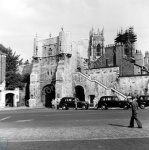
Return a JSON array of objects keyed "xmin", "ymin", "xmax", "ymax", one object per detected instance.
[
  {"xmin": 137, "ymin": 95, "xmax": 149, "ymax": 109},
  {"xmin": 97, "ymin": 96, "xmax": 130, "ymax": 110},
  {"xmin": 58, "ymin": 97, "xmax": 89, "ymax": 110}
]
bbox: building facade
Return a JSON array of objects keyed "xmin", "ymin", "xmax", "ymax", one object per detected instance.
[
  {"xmin": 29, "ymin": 27, "xmax": 149, "ymax": 108},
  {"xmin": 30, "ymin": 28, "xmax": 78, "ymax": 107}
]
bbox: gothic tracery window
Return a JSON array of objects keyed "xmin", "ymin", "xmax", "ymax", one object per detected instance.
[{"xmin": 96, "ymin": 44, "xmax": 101, "ymax": 56}]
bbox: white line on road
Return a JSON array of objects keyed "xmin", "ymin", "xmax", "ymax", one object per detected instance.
[
  {"xmin": 0, "ymin": 116, "xmax": 11, "ymax": 121},
  {"xmin": 5, "ymin": 136, "xmax": 149, "ymax": 143},
  {"xmin": 15, "ymin": 119, "xmax": 33, "ymax": 123}
]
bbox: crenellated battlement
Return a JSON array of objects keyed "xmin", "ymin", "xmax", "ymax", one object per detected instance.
[
  {"xmin": 105, "ymin": 43, "xmax": 122, "ymax": 48},
  {"xmin": 105, "ymin": 44, "xmax": 115, "ymax": 48},
  {"xmin": 135, "ymin": 50, "xmax": 142, "ymax": 54},
  {"xmin": 145, "ymin": 51, "xmax": 149, "ymax": 55}
]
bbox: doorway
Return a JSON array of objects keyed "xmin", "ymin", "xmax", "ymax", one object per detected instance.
[
  {"xmin": 6, "ymin": 93, "xmax": 14, "ymax": 107},
  {"xmin": 75, "ymin": 85, "xmax": 85, "ymax": 101},
  {"xmin": 43, "ymin": 83, "xmax": 55, "ymax": 108}
]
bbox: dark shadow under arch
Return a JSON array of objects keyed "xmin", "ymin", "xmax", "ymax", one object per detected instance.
[
  {"xmin": 75, "ymin": 85, "xmax": 85, "ymax": 101},
  {"xmin": 43, "ymin": 83, "xmax": 55, "ymax": 108}
]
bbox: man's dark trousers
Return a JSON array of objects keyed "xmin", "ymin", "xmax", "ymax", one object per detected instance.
[{"xmin": 130, "ymin": 113, "xmax": 142, "ymax": 128}]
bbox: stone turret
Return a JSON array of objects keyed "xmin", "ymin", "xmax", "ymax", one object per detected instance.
[
  {"xmin": 33, "ymin": 34, "xmax": 43, "ymax": 58},
  {"xmin": 58, "ymin": 28, "xmax": 71, "ymax": 55}
]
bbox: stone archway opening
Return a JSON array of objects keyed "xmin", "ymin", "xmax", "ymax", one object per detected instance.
[
  {"xmin": 75, "ymin": 85, "xmax": 85, "ymax": 101},
  {"xmin": 43, "ymin": 83, "xmax": 55, "ymax": 108},
  {"xmin": 6, "ymin": 93, "xmax": 14, "ymax": 107}
]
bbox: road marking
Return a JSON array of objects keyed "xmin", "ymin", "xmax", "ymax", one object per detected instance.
[
  {"xmin": 0, "ymin": 116, "xmax": 11, "ymax": 121},
  {"xmin": 15, "ymin": 119, "xmax": 33, "ymax": 123},
  {"xmin": 5, "ymin": 136, "xmax": 149, "ymax": 142}
]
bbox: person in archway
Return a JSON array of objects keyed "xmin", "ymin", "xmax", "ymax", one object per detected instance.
[
  {"xmin": 93, "ymin": 97, "xmax": 98, "ymax": 109},
  {"xmin": 51, "ymin": 99, "xmax": 55, "ymax": 109},
  {"xmin": 128, "ymin": 96, "xmax": 142, "ymax": 128},
  {"xmin": 75, "ymin": 98, "xmax": 79, "ymax": 110},
  {"xmin": 55, "ymin": 97, "xmax": 60, "ymax": 109}
]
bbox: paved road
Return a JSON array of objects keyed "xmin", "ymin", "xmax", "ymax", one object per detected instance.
[{"xmin": 0, "ymin": 108, "xmax": 149, "ymax": 149}]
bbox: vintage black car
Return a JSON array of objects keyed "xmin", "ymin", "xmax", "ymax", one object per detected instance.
[
  {"xmin": 137, "ymin": 95, "xmax": 149, "ymax": 109},
  {"xmin": 97, "ymin": 96, "xmax": 130, "ymax": 110},
  {"xmin": 58, "ymin": 97, "xmax": 89, "ymax": 110}
]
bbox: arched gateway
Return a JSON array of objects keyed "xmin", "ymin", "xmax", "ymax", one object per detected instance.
[
  {"xmin": 75, "ymin": 85, "xmax": 85, "ymax": 101},
  {"xmin": 42, "ymin": 84, "xmax": 55, "ymax": 108}
]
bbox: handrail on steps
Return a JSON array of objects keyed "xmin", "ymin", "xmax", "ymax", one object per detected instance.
[{"xmin": 73, "ymin": 72, "xmax": 127, "ymax": 99}]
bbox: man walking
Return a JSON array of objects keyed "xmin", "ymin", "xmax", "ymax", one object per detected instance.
[
  {"xmin": 75, "ymin": 98, "xmax": 79, "ymax": 110},
  {"xmin": 128, "ymin": 96, "xmax": 142, "ymax": 128}
]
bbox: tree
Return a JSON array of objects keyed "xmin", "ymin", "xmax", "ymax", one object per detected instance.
[
  {"xmin": 0, "ymin": 44, "xmax": 23, "ymax": 72},
  {"xmin": 0, "ymin": 44, "xmax": 24, "ymax": 90},
  {"xmin": 6, "ymin": 71, "xmax": 24, "ymax": 90}
]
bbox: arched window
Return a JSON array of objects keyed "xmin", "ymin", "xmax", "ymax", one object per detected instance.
[
  {"xmin": 36, "ymin": 46, "xmax": 38, "ymax": 55},
  {"xmin": 96, "ymin": 44, "xmax": 101, "ymax": 56},
  {"xmin": 48, "ymin": 48, "xmax": 52, "ymax": 55}
]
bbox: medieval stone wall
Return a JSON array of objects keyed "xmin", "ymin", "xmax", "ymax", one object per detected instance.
[
  {"xmin": 134, "ymin": 50, "xmax": 144, "ymax": 66},
  {"xmin": 115, "ymin": 46, "xmax": 134, "ymax": 76},
  {"xmin": 118, "ymin": 58, "xmax": 134, "ymax": 76},
  {"xmin": 42, "ymin": 37, "xmax": 58, "ymax": 57},
  {"xmin": 117, "ymin": 75, "xmax": 149, "ymax": 96},
  {"xmin": 144, "ymin": 51, "xmax": 149, "ymax": 69},
  {"xmin": 30, "ymin": 60, "xmax": 42, "ymax": 106},
  {"xmin": 87, "ymin": 67, "xmax": 119, "ymax": 88},
  {"xmin": 134, "ymin": 65, "xmax": 141, "ymax": 75},
  {"xmin": 72, "ymin": 67, "xmax": 119, "ymax": 103}
]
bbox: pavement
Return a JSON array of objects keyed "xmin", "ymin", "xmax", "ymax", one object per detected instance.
[
  {"xmin": 6, "ymin": 138, "xmax": 149, "ymax": 150},
  {"xmin": 0, "ymin": 106, "xmax": 43, "ymax": 111},
  {"xmin": 0, "ymin": 120, "xmax": 149, "ymax": 142}
]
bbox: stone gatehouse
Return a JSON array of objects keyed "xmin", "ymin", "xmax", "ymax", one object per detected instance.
[{"xmin": 29, "ymin": 27, "xmax": 149, "ymax": 108}]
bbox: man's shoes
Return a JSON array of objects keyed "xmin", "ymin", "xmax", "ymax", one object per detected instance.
[
  {"xmin": 138, "ymin": 126, "xmax": 142, "ymax": 128},
  {"xmin": 128, "ymin": 126, "xmax": 134, "ymax": 128}
]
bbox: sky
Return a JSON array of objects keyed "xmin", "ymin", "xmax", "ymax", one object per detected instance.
[{"xmin": 0, "ymin": 0, "xmax": 149, "ymax": 61}]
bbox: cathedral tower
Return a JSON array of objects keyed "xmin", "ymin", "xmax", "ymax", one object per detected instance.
[{"xmin": 88, "ymin": 27, "xmax": 104, "ymax": 62}]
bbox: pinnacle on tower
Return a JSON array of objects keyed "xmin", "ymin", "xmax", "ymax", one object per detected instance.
[
  {"xmin": 61, "ymin": 26, "xmax": 64, "ymax": 31},
  {"xmin": 101, "ymin": 27, "xmax": 104, "ymax": 35},
  {"xmin": 49, "ymin": 33, "xmax": 51, "ymax": 38},
  {"xmin": 97, "ymin": 28, "xmax": 100, "ymax": 34}
]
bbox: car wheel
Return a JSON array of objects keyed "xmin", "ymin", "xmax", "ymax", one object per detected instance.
[
  {"xmin": 85, "ymin": 105, "xmax": 88, "ymax": 110},
  {"xmin": 123, "ymin": 105, "xmax": 128, "ymax": 110},
  {"xmin": 140, "ymin": 104, "xmax": 145, "ymax": 109},
  {"xmin": 82, "ymin": 105, "xmax": 87, "ymax": 110},
  {"xmin": 101, "ymin": 105, "xmax": 106, "ymax": 110},
  {"xmin": 62, "ymin": 105, "xmax": 67, "ymax": 110}
]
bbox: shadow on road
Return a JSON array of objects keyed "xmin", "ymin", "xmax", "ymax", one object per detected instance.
[{"xmin": 108, "ymin": 124, "xmax": 128, "ymax": 128}]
